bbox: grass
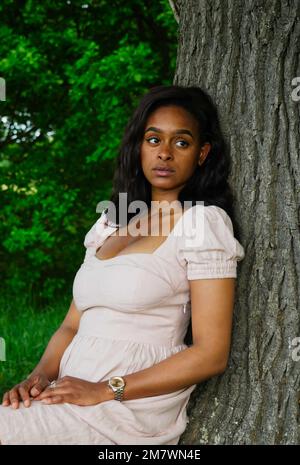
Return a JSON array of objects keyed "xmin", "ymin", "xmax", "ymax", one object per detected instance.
[{"xmin": 0, "ymin": 292, "xmax": 71, "ymax": 396}]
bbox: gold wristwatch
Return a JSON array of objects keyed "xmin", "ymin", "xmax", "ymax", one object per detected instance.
[{"xmin": 107, "ymin": 376, "xmax": 126, "ymax": 401}]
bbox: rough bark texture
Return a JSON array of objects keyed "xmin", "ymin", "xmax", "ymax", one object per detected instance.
[{"xmin": 170, "ymin": 0, "xmax": 300, "ymax": 445}]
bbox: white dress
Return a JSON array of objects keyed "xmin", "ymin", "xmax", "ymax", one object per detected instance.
[{"xmin": 0, "ymin": 204, "xmax": 245, "ymax": 444}]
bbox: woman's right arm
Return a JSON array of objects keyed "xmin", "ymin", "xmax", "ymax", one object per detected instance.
[{"xmin": 2, "ymin": 299, "xmax": 82, "ymax": 409}]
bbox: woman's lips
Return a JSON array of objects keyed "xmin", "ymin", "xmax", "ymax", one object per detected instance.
[{"xmin": 153, "ymin": 169, "xmax": 175, "ymax": 177}]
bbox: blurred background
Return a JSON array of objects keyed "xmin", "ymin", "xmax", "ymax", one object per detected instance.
[{"xmin": 0, "ymin": 0, "xmax": 178, "ymax": 392}]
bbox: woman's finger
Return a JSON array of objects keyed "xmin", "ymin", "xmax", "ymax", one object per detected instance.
[
  {"xmin": 30, "ymin": 381, "xmax": 49, "ymax": 397},
  {"xmin": 8, "ymin": 388, "xmax": 20, "ymax": 409},
  {"xmin": 35, "ymin": 386, "xmax": 65, "ymax": 400},
  {"xmin": 1, "ymin": 391, "xmax": 10, "ymax": 406},
  {"xmin": 41, "ymin": 395, "xmax": 63, "ymax": 404},
  {"xmin": 18, "ymin": 384, "xmax": 31, "ymax": 408}
]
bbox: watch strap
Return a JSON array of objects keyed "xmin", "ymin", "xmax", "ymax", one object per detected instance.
[{"xmin": 114, "ymin": 386, "xmax": 125, "ymax": 401}]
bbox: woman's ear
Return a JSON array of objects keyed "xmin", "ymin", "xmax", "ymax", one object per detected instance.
[{"xmin": 198, "ymin": 142, "xmax": 211, "ymax": 166}]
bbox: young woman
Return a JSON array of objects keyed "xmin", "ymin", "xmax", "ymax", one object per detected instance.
[{"xmin": 0, "ymin": 85, "xmax": 245, "ymax": 445}]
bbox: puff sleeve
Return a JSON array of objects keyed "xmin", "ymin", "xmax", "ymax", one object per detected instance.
[
  {"xmin": 82, "ymin": 209, "xmax": 118, "ymax": 262},
  {"xmin": 178, "ymin": 205, "xmax": 245, "ymax": 280}
]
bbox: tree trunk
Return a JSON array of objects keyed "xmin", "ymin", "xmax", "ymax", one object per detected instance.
[{"xmin": 169, "ymin": 0, "xmax": 300, "ymax": 445}]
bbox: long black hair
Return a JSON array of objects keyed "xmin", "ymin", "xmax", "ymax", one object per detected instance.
[{"xmin": 108, "ymin": 84, "xmax": 241, "ymax": 241}]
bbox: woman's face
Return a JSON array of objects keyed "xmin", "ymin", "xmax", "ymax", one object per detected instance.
[{"xmin": 140, "ymin": 105, "xmax": 211, "ymax": 203}]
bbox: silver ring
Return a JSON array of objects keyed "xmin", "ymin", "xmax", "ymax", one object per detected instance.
[{"xmin": 49, "ymin": 380, "xmax": 57, "ymax": 388}]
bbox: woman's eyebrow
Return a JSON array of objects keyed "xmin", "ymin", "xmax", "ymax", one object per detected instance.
[{"xmin": 145, "ymin": 126, "xmax": 194, "ymax": 139}]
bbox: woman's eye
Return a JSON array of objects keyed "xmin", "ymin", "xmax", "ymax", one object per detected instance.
[
  {"xmin": 146, "ymin": 137, "xmax": 159, "ymax": 144},
  {"xmin": 176, "ymin": 140, "xmax": 189, "ymax": 148},
  {"xmin": 146, "ymin": 137, "xmax": 189, "ymax": 147}
]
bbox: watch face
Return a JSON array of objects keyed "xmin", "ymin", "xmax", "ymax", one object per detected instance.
[
  {"xmin": 110, "ymin": 376, "xmax": 125, "ymax": 388},
  {"xmin": 113, "ymin": 379, "xmax": 123, "ymax": 387}
]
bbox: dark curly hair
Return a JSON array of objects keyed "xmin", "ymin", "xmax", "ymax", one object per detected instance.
[{"xmin": 108, "ymin": 84, "xmax": 241, "ymax": 241}]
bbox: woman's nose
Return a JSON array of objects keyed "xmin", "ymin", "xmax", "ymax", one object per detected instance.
[
  {"xmin": 159, "ymin": 153, "xmax": 172, "ymax": 160},
  {"xmin": 158, "ymin": 144, "xmax": 173, "ymax": 160}
]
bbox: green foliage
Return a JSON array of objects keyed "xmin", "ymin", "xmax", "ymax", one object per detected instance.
[{"xmin": 0, "ymin": 0, "xmax": 178, "ymax": 303}]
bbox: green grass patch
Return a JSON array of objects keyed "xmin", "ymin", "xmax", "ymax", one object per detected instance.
[{"xmin": 0, "ymin": 293, "xmax": 71, "ymax": 396}]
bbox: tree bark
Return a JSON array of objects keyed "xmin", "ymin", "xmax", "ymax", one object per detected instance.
[{"xmin": 171, "ymin": 0, "xmax": 300, "ymax": 445}]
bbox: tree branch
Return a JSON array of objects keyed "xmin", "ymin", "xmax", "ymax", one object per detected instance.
[{"xmin": 168, "ymin": 0, "xmax": 180, "ymax": 23}]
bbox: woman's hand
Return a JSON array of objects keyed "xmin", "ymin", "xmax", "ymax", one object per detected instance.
[
  {"xmin": 34, "ymin": 376, "xmax": 109, "ymax": 406},
  {"xmin": 1, "ymin": 373, "xmax": 51, "ymax": 409}
]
